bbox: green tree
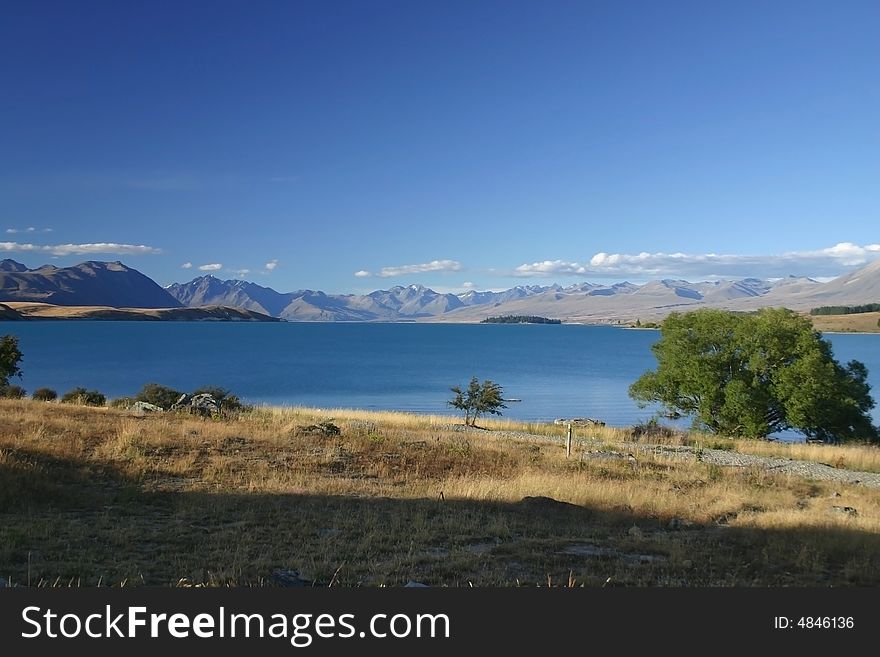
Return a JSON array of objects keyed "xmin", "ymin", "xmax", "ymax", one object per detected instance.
[
  {"xmin": 448, "ymin": 376, "xmax": 508, "ymax": 426},
  {"xmin": 0, "ymin": 334, "xmax": 23, "ymax": 387},
  {"xmin": 629, "ymin": 308, "xmax": 878, "ymax": 443}
]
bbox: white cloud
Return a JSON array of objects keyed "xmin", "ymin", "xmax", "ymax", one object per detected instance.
[
  {"xmin": 198, "ymin": 263, "xmax": 223, "ymax": 271},
  {"xmin": 0, "ymin": 241, "xmax": 162, "ymax": 256},
  {"xmin": 368, "ymin": 259, "xmax": 463, "ymax": 278},
  {"xmin": 264, "ymin": 259, "xmax": 278, "ymax": 271},
  {"xmin": 354, "ymin": 270, "xmax": 371, "ymax": 278},
  {"xmin": 6, "ymin": 227, "xmax": 52, "ymax": 234},
  {"xmin": 514, "ymin": 260, "xmax": 589, "ymax": 277},
  {"xmin": 229, "ymin": 268, "xmax": 250, "ymax": 277},
  {"xmin": 513, "ymin": 243, "xmax": 880, "ymax": 279},
  {"xmin": 462, "ymin": 281, "xmax": 477, "ymax": 289},
  {"xmin": 181, "ymin": 262, "xmax": 193, "ymax": 269}
]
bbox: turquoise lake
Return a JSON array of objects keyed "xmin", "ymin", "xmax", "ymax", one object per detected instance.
[{"xmin": 6, "ymin": 322, "xmax": 880, "ymax": 433}]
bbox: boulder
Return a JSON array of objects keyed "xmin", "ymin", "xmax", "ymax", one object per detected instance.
[
  {"xmin": 830, "ymin": 505, "xmax": 858, "ymax": 517},
  {"xmin": 554, "ymin": 418, "xmax": 605, "ymax": 427},
  {"xmin": 171, "ymin": 393, "xmax": 190, "ymax": 410},
  {"xmin": 131, "ymin": 401, "xmax": 163, "ymax": 414},
  {"xmin": 171, "ymin": 393, "xmax": 220, "ymax": 417}
]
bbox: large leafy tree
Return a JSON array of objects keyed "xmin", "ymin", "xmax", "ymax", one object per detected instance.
[
  {"xmin": 629, "ymin": 308, "xmax": 878, "ymax": 443},
  {"xmin": 448, "ymin": 376, "xmax": 508, "ymax": 426},
  {"xmin": 0, "ymin": 334, "xmax": 23, "ymax": 387}
]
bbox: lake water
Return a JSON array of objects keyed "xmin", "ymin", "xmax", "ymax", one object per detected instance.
[{"xmin": 6, "ymin": 322, "xmax": 880, "ymax": 432}]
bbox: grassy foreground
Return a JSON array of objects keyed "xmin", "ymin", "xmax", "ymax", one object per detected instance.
[{"xmin": 1, "ymin": 400, "xmax": 879, "ymax": 587}]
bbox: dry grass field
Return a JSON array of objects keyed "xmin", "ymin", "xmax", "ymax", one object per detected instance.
[
  {"xmin": 810, "ymin": 311, "xmax": 880, "ymax": 334},
  {"xmin": 1, "ymin": 400, "xmax": 879, "ymax": 587}
]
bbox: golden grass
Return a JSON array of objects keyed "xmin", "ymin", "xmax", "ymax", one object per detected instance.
[
  {"xmin": 810, "ymin": 311, "xmax": 880, "ymax": 334},
  {"xmin": 1, "ymin": 399, "xmax": 879, "ymax": 587}
]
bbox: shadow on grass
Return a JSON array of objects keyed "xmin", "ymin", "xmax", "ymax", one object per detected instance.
[{"xmin": 1, "ymin": 449, "xmax": 878, "ymax": 587}]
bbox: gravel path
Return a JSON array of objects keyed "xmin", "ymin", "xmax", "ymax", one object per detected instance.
[
  {"xmin": 445, "ymin": 425, "xmax": 880, "ymax": 489},
  {"xmin": 628, "ymin": 443, "xmax": 880, "ymax": 489}
]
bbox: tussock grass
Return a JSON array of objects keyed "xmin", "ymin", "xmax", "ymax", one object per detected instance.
[{"xmin": 1, "ymin": 399, "xmax": 878, "ymax": 587}]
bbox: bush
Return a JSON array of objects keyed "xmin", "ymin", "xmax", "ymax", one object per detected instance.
[
  {"xmin": 0, "ymin": 384, "xmax": 26, "ymax": 399},
  {"xmin": 631, "ymin": 419, "xmax": 677, "ymax": 440},
  {"xmin": 0, "ymin": 334, "xmax": 23, "ymax": 387},
  {"xmin": 61, "ymin": 387, "xmax": 106, "ymax": 407},
  {"xmin": 32, "ymin": 387, "xmax": 58, "ymax": 402},
  {"xmin": 135, "ymin": 383, "xmax": 184, "ymax": 410},
  {"xmin": 295, "ymin": 420, "xmax": 341, "ymax": 437},
  {"xmin": 192, "ymin": 386, "xmax": 246, "ymax": 413},
  {"xmin": 109, "ymin": 396, "xmax": 136, "ymax": 409}
]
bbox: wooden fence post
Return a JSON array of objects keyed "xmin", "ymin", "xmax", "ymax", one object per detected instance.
[{"xmin": 566, "ymin": 423, "xmax": 572, "ymax": 458}]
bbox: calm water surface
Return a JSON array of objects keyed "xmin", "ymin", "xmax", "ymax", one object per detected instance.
[{"xmin": 7, "ymin": 322, "xmax": 880, "ymax": 431}]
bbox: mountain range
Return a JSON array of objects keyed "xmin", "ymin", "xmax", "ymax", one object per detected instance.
[
  {"xmin": 2, "ymin": 258, "xmax": 880, "ymax": 323},
  {"xmin": 0, "ymin": 259, "xmax": 181, "ymax": 308}
]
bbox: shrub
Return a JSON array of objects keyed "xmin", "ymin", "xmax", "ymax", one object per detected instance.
[
  {"xmin": 32, "ymin": 387, "xmax": 58, "ymax": 402},
  {"xmin": 109, "ymin": 396, "xmax": 136, "ymax": 409},
  {"xmin": 0, "ymin": 384, "xmax": 26, "ymax": 399},
  {"xmin": 631, "ymin": 419, "xmax": 677, "ymax": 440},
  {"xmin": 295, "ymin": 420, "xmax": 341, "ymax": 437},
  {"xmin": 61, "ymin": 387, "xmax": 106, "ymax": 407},
  {"xmin": 135, "ymin": 383, "xmax": 184, "ymax": 410}
]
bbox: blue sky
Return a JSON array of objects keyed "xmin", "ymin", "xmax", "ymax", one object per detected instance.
[{"xmin": 1, "ymin": 0, "xmax": 878, "ymax": 293}]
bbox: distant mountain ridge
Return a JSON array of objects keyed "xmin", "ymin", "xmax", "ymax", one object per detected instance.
[
  {"xmin": 165, "ymin": 260, "xmax": 880, "ymax": 323},
  {"xmin": 4, "ymin": 258, "xmax": 880, "ymax": 323},
  {"xmin": 0, "ymin": 260, "xmax": 181, "ymax": 308}
]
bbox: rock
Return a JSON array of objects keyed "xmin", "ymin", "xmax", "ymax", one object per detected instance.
[
  {"xmin": 830, "ymin": 505, "xmax": 859, "ymax": 517},
  {"xmin": 268, "ymin": 569, "xmax": 315, "ymax": 587},
  {"xmin": 131, "ymin": 401, "xmax": 163, "ymax": 414},
  {"xmin": 554, "ymin": 418, "xmax": 605, "ymax": 427},
  {"xmin": 191, "ymin": 393, "xmax": 220, "ymax": 416},
  {"xmin": 171, "ymin": 393, "xmax": 220, "ymax": 417},
  {"xmin": 404, "ymin": 581, "xmax": 429, "ymax": 587},
  {"xmin": 628, "ymin": 526, "xmax": 643, "ymax": 539},
  {"xmin": 667, "ymin": 517, "xmax": 683, "ymax": 531}
]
